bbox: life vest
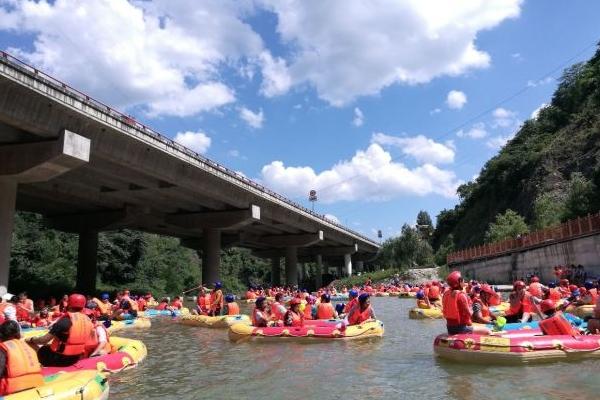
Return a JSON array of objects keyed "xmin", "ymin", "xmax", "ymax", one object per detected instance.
[
  {"xmin": 344, "ymin": 298, "xmax": 358, "ymax": 314},
  {"xmin": 528, "ymin": 282, "xmax": 542, "ymax": 298},
  {"xmin": 246, "ymin": 291, "xmax": 256, "ymax": 300},
  {"xmin": 137, "ymin": 298, "xmax": 147, "ymax": 311},
  {"xmin": 549, "ymin": 288, "xmax": 562, "ymax": 301},
  {"xmin": 226, "ymin": 302, "xmax": 240, "ymax": 316},
  {"xmin": 171, "ymin": 300, "xmax": 183, "ymax": 310},
  {"xmin": 93, "ymin": 299, "xmax": 111, "ymax": 315},
  {"xmin": 0, "ymin": 339, "xmax": 44, "ymax": 395},
  {"xmin": 270, "ymin": 302, "xmax": 286, "ymax": 321},
  {"xmin": 210, "ymin": 290, "xmax": 223, "ymax": 310},
  {"xmin": 49, "ymin": 312, "xmax": 95, "ymax": 357},
  {"xmin": 428, "ymin": 286, "xmax": 441, "ymax": 300},
  {"xmin": 156, "ymin": 302, "xmax": 168, "ymax": 311},
  {"xmin": 316, "ymin": 303, "xmax": 335, "ymax": 319},
  {"xmin": 488, "ymin": 292, "xmax": 502, "ymax": 306},
  {"xmin": 472, "ymin": 297, "xmax": 490, "ymax": 318},
  {"xmin": 252, "ymin": 308, "xmax": 268, "ymax": 327},
  {"xmin": 15, "ymin": 307, "xmax": 30, "ymax": 322},
  {"xmin": 285, "ymin": 310, "xmax": 303, "ymax": 327},
  {"xmin": 505, "ymin": 293, "xmax": 524, "ymax": 317},
  {"xmin": 539, "ymin": 314, "xmax": 579, "ymax": 336},
  {"xmin": 303, "ymin": 304, "xmax": 313, "ymax": 320},
  {"xmin": 588, "ymin": 288, "xmax": 598, "ymax": 304},
  {"xmin": 442, "ymin": 290, "xmax": 471, "ymax": 326},
  {"xmin": 417, "ymin": 299, "xmax": 431, "ymax": 309},
  {"xmin": 348, "ymin": 305, "xmax": 372, "ymax": 325},
  {"xmin": 84, "ymin": 324, "xmax": 113, "ymax": 357}
]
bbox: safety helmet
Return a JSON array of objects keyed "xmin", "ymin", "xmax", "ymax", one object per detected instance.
[
  {"xmin": 584, "ymin": 280, "xmax": 594, "ymax": 290},
  {"xmin": 321, "ymin": 293, "xmax": 331, "ymax": 302},
  {"xmin": 446, "ymin": 271, "xmax": 462, "ymax": 288},
  {"xmin": 225, "ymin": 294, "xmax": 235, "ymax": 303},
  {"xmin": 513, "ymin": 280, "xmax": 526, "ymax": 290},
  {"xmin": 569, "ymin": 284, "xmax": 578, "ymax": 293},
  {"xmin": 548, "ymin": 281, "xmax": 557, "ymax": 288},
  {"xmin": 540, "ymin": 299, "xmax": 556, "ymax": 313},
  {"xmin": 101, "ymin": 293, "xmax": 110, "ymax": 300},
  {"xmin": 289, "ymin": 298, "xmax": 302, "ymax": 306},
  {"xmin": 530, "ymin": 276, "xmax": 540, "ymax": 283},
  {"xmin": 214, "ymin": 281, "xmax": 222, "ymax": 289},
  {"xmin": 349, "ymin": 289, "xmax": 358, "ymax": 298},
  {"xmin": 335, "ymin": 303, "xmax": 345, "ymax": 314},
  {"xmin": 416, "ymin": 290, "xmax": 425, "ymax": 299},
  {"xmin": 68, "ymin": 294, "xmax": 86, "ymax": 309},
  {"xmin": 358, "ymin": 293, "xmax": 370, "ymax": 303}
]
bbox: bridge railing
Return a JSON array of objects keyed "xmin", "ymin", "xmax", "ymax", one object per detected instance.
[
  {"xmin": 0, "ymin": 51, "xmax": 378, "ymax": 247},
  {"xmin": 447, "ymin": 212, "xmax": 600, "ymax": 264}
]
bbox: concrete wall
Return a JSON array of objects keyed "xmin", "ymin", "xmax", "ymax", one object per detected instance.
[{"xmin": 454, "ymin": 234, "xmax": 600, "ymax": 284}]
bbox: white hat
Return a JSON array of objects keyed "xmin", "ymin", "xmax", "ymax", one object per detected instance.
[{"xmin": 1, "ymin": 293, "xmax": 14, "ymax": 301}]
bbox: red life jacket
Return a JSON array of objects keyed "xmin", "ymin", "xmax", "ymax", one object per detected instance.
[
  {"xmin": 270, "ymin": 302, "xmax": 286, "ymax": 321},
  {"xmin": 442, "ymin": 290, "xmax": 471, "ymax": 326},
  {"xmin": 226, "ymin": 302, "xmax": 240, "ymax": 316},
  {"xmin": 49, "ymin": 312, "xmax": 96, "ymax": 357},
  {"xmin": 472, "ymin": 297, "xmax": 490, "ymax": 318},
  {"xmin": 539, "ymin": 313, "xmax": 579, "ymax": 336},
  {"xmin": 344, "ymin": 298, "xmax": 358, "ymax": 313},
  {"xmin": 428, "ymin": 286, "xmax": 441, "ymax": 300},
  {"xmin": 284, "ymin": 310, "xmax": 303, "ymax": 327},
  {"xmin": 549, "ymin": 288, "xmax": 562, "ymax": 301},
  {"xmin": 588, "ymin": 288, "xmax": 598, "ymax": 304},
  {"xmin": 0, "ymin": 339, "xmax": 44, "ymax": 395},
  {"xmin": 528, "ymin": 282, "xmax": 542, "ymax": 298},
  {"xmin": 348, "ymin": 305, "xmax": 372, "ymax": 325},
  {"xmin": 303, "ymin": 304, "xmax": 313, "ymax": 320},
  {"xmin": 316, "ymin": 303, "xmax": 335, "ymax": 319}
]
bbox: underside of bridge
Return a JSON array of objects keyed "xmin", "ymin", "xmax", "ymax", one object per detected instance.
[{"xmin": 0, "ymin": 53, "xmax": 379, "ymax": 294}]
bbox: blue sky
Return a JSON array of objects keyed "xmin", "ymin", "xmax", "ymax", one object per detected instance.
[{"xmin": 1, "ymin": 0, "xmax": 599, "ymax": 241}]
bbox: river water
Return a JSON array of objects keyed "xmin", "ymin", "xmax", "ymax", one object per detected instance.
[{"xmin": 109, "ymin": 298, "xmax": 600, "ymax": 400}]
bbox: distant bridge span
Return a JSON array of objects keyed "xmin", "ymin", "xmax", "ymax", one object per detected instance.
[{"xmin": 0, "ymin": 52, "xmax": 379, "ymax": 294}]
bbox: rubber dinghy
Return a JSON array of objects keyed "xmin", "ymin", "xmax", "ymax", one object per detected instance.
[
  {"xmin": 42, "ymin": 336, "xmax": 147, "ymax": 376},
  {"xmin": 434, "ymin": 331, "xmax": 600, "ymax": 365},
  {"xmin": 141, "ymin": 307, "xmax": 190, "ymax": 317},
  {"xmin": 179, "ymin": 314, "xmax": 251, "ymax": 328},
  {"xmin": 397, "ymin": 292, "xmax": 417, "ymax": 298},
  {"xmin": 228, "ymin": 320, "xmax": 384, "ymax": 342},
  {"xmin": 107, "ymin": 317, "xmax": 151, "ymax": 333},
  {"xmin": 408, "ymin": 307, "xmax": 443, "ymax": 319},
  {"xmin": 2, "ymin": 371, "xmax": 110, "ymax": 400}
]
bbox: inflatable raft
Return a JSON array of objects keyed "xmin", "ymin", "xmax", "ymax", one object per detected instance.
[
  {"xmin": 398, "ymin": 292, "xmax": 417, "ymax": 298},
  {"xmin": 228, "ymin": 320, "xmax": 384, "ymax": 342},
  {"xmin": 565, "ymin": 304, "xmax": 595, "ymax": 319},
  {"xmin": 180, "ymin": 314, "xmax": 251, "ymax": 328},
  {"xmin": 3, "ymin": 371, "xmax": 109, "ymax": 400},
  {"xmin": 42, "ymin": 336, "xmax": 147, "ymax": 376},
  {"xmin": 374, "ymin": 292, "xmax": 390, "ymax": 297},
  {"xmin": 141, "ymin": 307, "xmax": 190, "ymax": 317},
  {"xmin": 107, "ymin": 317, "xmax": 151, "ymax": 333},
  {"xmin": 408, "ymin": 307, "xmax": 443, "ymax": 319},
  {"xmin": 434, "ymin": 331, "xmax": 600, "ymax": 364}
]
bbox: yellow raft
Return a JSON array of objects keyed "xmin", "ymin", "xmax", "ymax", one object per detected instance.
[
  {"xmin": 107, "ymin": 317, "xmax": 151, "ymax": 333},
  {"xmin": 408, "ymin": 307, "xmax": 443, "ymax": 319},
  {"xmin": 4, "ymin": 371, "xmax": 109, "ymax": 400},
  {"xmin": 228, "ymin": 320, "xmax": 384, "ymax": 342},
  {"xmin": 179, "ymin": 314, "xmax": 251, "ymax": 328},
  {"xmin": 397, "ymin": 292, "xmax": 417, "ymax": 298},
  {"xmin": 565, "ymin": 304, "xmax": 595, "ymax": 319}
]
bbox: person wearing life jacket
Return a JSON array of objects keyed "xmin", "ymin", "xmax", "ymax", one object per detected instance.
[
  {"xmin": 343, "ymin": 290, "xmax": 359, "ymax": 315},
  {"xmin": 317, "ymin": 294, "xmax": 338, "ymax": 320},
  {"xmin": 93, "ymin": 293, "xmax": 112, "ymax": 317},
  {"xmin": 136, "ymin": 295, "xmax": 147, "ymax": 312},
  {"xmin": 270, "ymin": 293, "xmax": 287, "ymax": 322},
  {"xmin": 283, "ymin": 298, "xmax": 304, "ymax": 327},
  {"xmin": 346, "ymin": 293, "xmax": 376, "ymax": 326},
  {"xmin": 0, "ymin": 320, "xmax": 44, "ymax": 396},
  {"xmin": 112, "ymin": 298, "xmax": 138, "ymax": 321},
  {"xmin": 26, "ymin": 293, "xmax": 96, "ymax": 367},
  {"xmin": 582, "ymin": 280, "xmax": 598, "ymax": 305},
  {"xmin": 156, "ymin": 298, "xmax": 169, "ymax": 311},
  {"xmin": 30, "ymin": 309, "xmax": 53, "ymax": 328},
  {"xmin": 442, "ymin": 271, "xmax": 491, "ymax": 335},
  {"xmin": 546, "ymin": 281, "xmax": 562, "ymax": 301},
  {"xmin": 471, "ymin": 286, "xmax": 496, "ymax": 324},
  {"xmin": 194, "ymin": 287, "xmax": 210, "ymax": 315},
  {"xmin": 528, "ymin": 276, "xmax": 544, "ymax": 299},
  {"xmin": 558, "ymin": 279, "xmax": 571, "ymax": 298},
  {"xmin": 245, "ymin": 288, "xmax": 257, "ymax": 300},
  {"xmin": 223, "ymin": 294, "xmax": 240, "ymax": 316},
  {"xmin": 170, "ymin": 296, "xmax": 183, "ymax": 310},
  {"xmin": 538, "ymin": 299, "xmax": 580, "ymax": 336},
  {"xmin": 426, "ymin": 281, "xmax": 442, "ymax": 308},
  {"xmin": 209, "ymin": 282, "xmax": 224, "ymax": 317},
  {"xmin": 303, "ymin": 296, "xmax": 316, "ymax": 320},
  {"xmin": 251, "ymin": 297, "xmax": 270, "ymax": 327},
  {"xmin": 416, "ymin": 290, "xmax": 430, "ymax": 309},
  {"xmin": 82, "ymin": 309, "xmax": 112, "ymax": 358},
  {"xmin": 504, "ymin": 280, "xmax": 539, "ymax": 324}
]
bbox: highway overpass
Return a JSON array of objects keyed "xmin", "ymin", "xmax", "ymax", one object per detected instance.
[{"xmin": 0, "ymin": 52, "xmax": 379, "ymax": 295}]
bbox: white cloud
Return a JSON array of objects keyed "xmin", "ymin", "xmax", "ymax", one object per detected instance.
[
  {"xmin": 492, "ymin": 107, "xmax": 516, "ymax": 127},
  {"xmin": 258, "ymin": 50, "xmax": 292, "ymax": 97},
  {"xmin": 174, "ymin": 131, "xmax": 211, "ymax": 154},
  {"xmin": 352, "ymin": 107, "xmax": 364, "ymax": 127},
  {"xmin": 511, "ymin": 52, "xmax": 523, "ymax": 62},
  {"xmin": 259, "ymin": 143, "xmax": 461, "ymax": 203},
  {"xmin": 371, "ymin": 133, "xmax": 455, "ymax": 164},
  {"xmin": 239, "ymin": 107, "xmax": 264, "ymax": 129},
  {"xmin": 446, "ymin": 90, "xmax": 467, "ymax": 110},
  {"xmin": 526, "ymin": 76, "xmax": 554, "ymax": 87},
  {"xmin": 457, "ymin": 122, "xmax": 487, "ymax": 139},
  {"xmin": 486, "ymin": 134, "xmax": 514, "ymax": 149},
  {"xmin": 430, "ymin": 108, "xmax": 442, "ymax": 115},
  {"xmin": 324, "ymin": 214, "xmax": 340, "ymax": 224},
  {"xmin": 530, "ymin": 103, "xmax": 548, "ymax": 119},
  {"xmin": 261, "ymin": 0, "xmax": 522, "ymax": 105},
  {"xmin": 228, "ymin": 149, "xmax": 240, "ymax": 158}
]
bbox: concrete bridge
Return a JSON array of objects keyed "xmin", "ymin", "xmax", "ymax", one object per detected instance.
[{"xmin": 0, "ymin": 52, "xmax": 379, "ymax": 295}]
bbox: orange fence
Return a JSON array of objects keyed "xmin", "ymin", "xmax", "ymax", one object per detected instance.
[{"xmin": 447, "ymin": 213, "xmax": 600, "ymax": 264}]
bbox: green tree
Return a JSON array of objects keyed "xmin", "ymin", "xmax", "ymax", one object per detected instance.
[
  {"xmin": 561, "ymin": 172, "xmax": 595, "ymax": 221},
  {"xmin": 434, "ymin": 234, "xmax": 455, "ymax": 266},
  {"xmin": 485, "ymin": 209, "xmax": 529, "ymax": 243},
  {"xmin": 532, "ymin": 193, "xmax": 565, "ymax": 229},
  {"xmin": 416, "ymin": 210, "xmax": 434, "ymax": 242}
]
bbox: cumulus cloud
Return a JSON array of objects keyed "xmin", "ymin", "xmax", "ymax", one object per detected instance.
[
  {"xmin": 526, "ymin": 77, "xmax": 554, "ymax": 87},
  {"xmin": 492, "ymin": 107, "xmax": 518, "ymax": 128},
  {"xmin": 486, "ymin": 134, "xmax": 514, "ymax": 150},
  {"xmin": 258, "ymin": 51, "xmax": 292, "ymax": 97},
  {"xmin": 259, "ymin": 143, "xmax": 461, "ymax": 203},
  {"xmin": 174, "ymin": 131, "xmax": 211, "ymax": 154},
  {"xmin": 446, "ymin": 90, "xmax": 467, "ymax": 110},
  {"xmin": 261, "ymin": 0, "xmax": 522, "ymax": 105},
  {"xmin": 457, "ymin": 122, "xmax": 487, "ymax": 139},
  {"xmin": 371, "ymin": 133, "xmax": 455, "ymax": 164},
  {"xmin": 239, "ymin": 107, "xmax": 264, "ymax": 129},
  {"xmin": 530, "ymin": 103, "xmax": 548, "ymax": 119},
  {"xmin": 352, "ymin": 107, "xmax": 364, "ymax": 127}
]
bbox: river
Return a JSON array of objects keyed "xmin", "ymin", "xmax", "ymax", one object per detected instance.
[{"xmin": 109, "ymin": 297, "xmax": 600, "ymax": 399}]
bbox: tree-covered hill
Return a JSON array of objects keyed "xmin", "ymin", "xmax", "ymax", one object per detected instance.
[{"xmin": 433, "ymin": 43, "xmax": 600, "ymax": 251}]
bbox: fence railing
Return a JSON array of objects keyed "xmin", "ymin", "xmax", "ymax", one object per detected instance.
[
  {"xmin": 0, "ymin": 50, "xmax": 379, "ymax": 247},
  {"xmin": 447, "ymin": 212, "xmax": 600, "ymax": 264}
]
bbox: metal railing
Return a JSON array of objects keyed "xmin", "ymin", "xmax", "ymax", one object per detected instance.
[
  {"xmin": 0, "ymin": 51, "xmax": 379, "ymax": 248},
  {"xmin": 447, "ymin": 212, "xmax": 600, "ymax": 264}
]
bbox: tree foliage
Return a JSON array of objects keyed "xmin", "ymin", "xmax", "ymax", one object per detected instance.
[{"xmin": 484, "ymin": 210, "xmax": 529, "ymax": 243}]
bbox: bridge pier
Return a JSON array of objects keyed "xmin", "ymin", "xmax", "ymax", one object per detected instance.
[
  {"xmin": 202, "ymin": 228, "xmax": 221, "ymax": 284},
  {"xmin": 0, "ymin": 181, "xmax": 17, "ymax": 296},
  {"xmin": 344, "ymin": 253, "xmax": 353, "ymax": 277},
  {"xmin": 315, "ymin": 254, "xmax": 323, "ymax": 289},
  {"xmin": 285, "ymin": 246, "xmax": 298, "ymax": 287},
  {"xmin": 271, "ymin": 257, "xmax": 281, "ymax": 286},
  {"xmin": 76, "ymin": 230, "xmax": 99, "ymax": 294}
]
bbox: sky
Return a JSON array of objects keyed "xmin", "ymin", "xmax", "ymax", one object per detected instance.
[{"xmin": 1, "ymin": 0, "xmax": 599, "ymax": 242}]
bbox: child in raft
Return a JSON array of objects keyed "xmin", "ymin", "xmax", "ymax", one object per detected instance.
[
  {"xmin": 283, "ymin": 298, "xmax": 303, "ymax": 327},
  {"xmin": 223, "ymin": 294, "xmax": 240, "ymax": 316}
]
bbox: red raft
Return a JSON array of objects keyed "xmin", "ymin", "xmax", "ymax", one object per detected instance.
[{"xmin": 434, "ymin": 331, "xmax": 600, "ymax": 365}]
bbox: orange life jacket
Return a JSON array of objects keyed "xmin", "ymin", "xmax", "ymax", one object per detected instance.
[
  {"xmin": 344, "ymin": 298, "xmax": 358, "ymax": 313},
  {"xmin": 316, "ymin": 303, "xmax": 335, "ymax": 319},
  {"xmin": 417, "ymin": 299, "xmax": 430, "ymax": 309},
  {"xmin": 270, "ymin": 302, "xmax": 286, "ymax": 321},
  {"xmin": 303, "ymin": 304, "xmax": 313, "ymax": 320},
  {"xmin": 210, "ymin": 290, "xmax": 223, "ymax": 310},
  {"xmin": 285, "ymin": 310, "xmax": 303, "ymax": 327},
  {"xmin": 246, "ymin": 291, "xmax": 256, "ymax": 300},
  {"xmin": 442, "ymin": 290, "xmax": 471, "ymax": 325},
  {"xmin": 548, "ymin": 288, "xmax": 562, "ymax": 301},
  {"xmin": 539, "ymin": 313, "xmax": 579, "ymax": 336},
  {"xmin": 588, "ymin": 288, "xmax": 598, "ymax": 304},
  {"xmin": 528, "ymin": 282, "xmax": 542, "ymax": 298},
  {"xmin": 49, "ymin": 312, "xmax": 95, "ymax": 357},
  {"xmin": 472, "ymin": 297, "xmax": 490, "ymax": 318},
  {"xmin": 0, "ymin": 339, "xmax": 44, "ymax": 395},
  {"xmin": 252, "ymin": 308, "xmax": 268, "ymax": 327},
  {"xmin": 93, "ymin": 299, "xmax": 111, "ymax": 315},
  {"xmin": 84, "ymin": 324, "xmax": 113, "ymax": 357},
  {"xmin": 505, "ymin": 293, "xmax": 525, "ymax": 317},
  {"xmin": 226, "ymin": 302, "xmax": 240, "ymax": 316},
  {"xmin": 348, "ymin": 305, "xmax": 372, "ymax": 325},
  {"xmin": 428, "ymin": 286, "xmax": 441, "ymax": 300}
]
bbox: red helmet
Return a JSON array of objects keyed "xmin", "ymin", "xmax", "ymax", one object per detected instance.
[
  {"xmin": 569, "ymin": 284, "xmax": 578, "ymax": 293},
  {"xmin": 68, "ymin": 293, "xmax": 86, "ymax": 309},
  {"xmin": 540, "ymin": 299, "xmax": 556, "ymax": 313},
  {"xmin": 530, "ymin": 276, "xmax": 539, "ymax": 283},
  {"xmin": 513, "ymin": 280, "xmax": 526, "ymax": 290},
  {"xmin": 480, "ymin": 284, "xmax": 495, "ymax": 295},
  {"xmin": 289, "ymin": 298, "xmax": 302, "ymax": 306},
  {"xmin": 446, "ymin": 271, "xmax": 462, "ymax": 288}
]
